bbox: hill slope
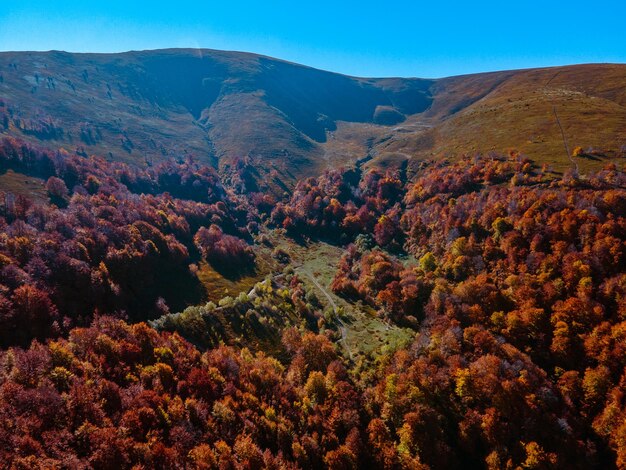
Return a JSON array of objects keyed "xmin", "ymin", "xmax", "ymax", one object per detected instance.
[
  {"xmin": 373, "ymin": 64, "xmax": 626, "ymax": 175},
  {"xmin": 0, "ymin": 50, "xmax": 624, "ymax": 189},
  {"xmin": 0, "ymin": 49, "xmax": 431, "ymax": 188}
]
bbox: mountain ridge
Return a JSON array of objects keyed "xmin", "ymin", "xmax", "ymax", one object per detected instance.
[{"xmin": 1, "ymin": 49, "xmax": 624, "ymax": 191}]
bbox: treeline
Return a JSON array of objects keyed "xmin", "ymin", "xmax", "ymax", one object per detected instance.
[{"xmin": 151, "ymin": 276, "xmax": 330, "ymax": 355}]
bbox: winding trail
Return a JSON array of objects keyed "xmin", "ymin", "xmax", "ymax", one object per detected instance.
[{"xmin": 299, "ymin": 268, "xmax": 354, "ymax": 360}]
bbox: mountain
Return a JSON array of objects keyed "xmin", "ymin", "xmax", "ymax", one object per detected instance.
[{"xmin": 0, "ymin": 49, "xmax": 624, "ymax": 190}]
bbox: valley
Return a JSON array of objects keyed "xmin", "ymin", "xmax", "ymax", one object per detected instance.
[{"xmin": 0, "ymin": 49, "xmax": 625, "ymax": 468}]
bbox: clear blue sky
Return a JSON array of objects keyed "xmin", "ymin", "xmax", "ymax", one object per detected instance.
[{"xmin": 1, "ymin": 1, "xmax": 624, "ymax": 78}]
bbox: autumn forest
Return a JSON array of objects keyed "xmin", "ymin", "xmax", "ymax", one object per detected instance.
[{"xmin": 0, "ymin": 129, "xmax": 624, "ymax": 469}]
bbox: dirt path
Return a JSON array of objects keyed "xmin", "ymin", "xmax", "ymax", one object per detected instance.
[
  {"xmin": 299, "ymin": 268, "xmax": 354, "ymax": 360},
  {"xmin": 552, "ymin": 106, "xmax": 579, "ymax": 175}
]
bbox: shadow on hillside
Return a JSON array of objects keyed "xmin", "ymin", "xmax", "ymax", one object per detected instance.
[{"xmin": 208, "ymin": 259, "xmax": 257, "ymax": 281}]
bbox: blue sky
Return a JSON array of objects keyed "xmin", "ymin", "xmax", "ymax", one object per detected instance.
[{"xmin": 0, "ymin": 1, "xmax": 624, "ymax": 78}]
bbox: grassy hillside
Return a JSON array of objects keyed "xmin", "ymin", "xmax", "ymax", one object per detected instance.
[
  {"xmin": 0, "ymin": 49, "xmax": 432, "ymax": 191},
  {"xmin": 373, "ymin": 64, "xmax": 626, "ymax": 174},
  {"xmin": 1, "ymin": 51, "xmax": 624, "ymax": 192}
]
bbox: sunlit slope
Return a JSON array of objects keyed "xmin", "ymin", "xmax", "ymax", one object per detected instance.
[{"xmin": 374, "ymin": 64, "xmax": 626, "ymax": 173}]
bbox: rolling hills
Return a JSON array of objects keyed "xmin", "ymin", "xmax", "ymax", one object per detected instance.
[{"xmin": 0, "ymin": 49, "xmax": 624, "ymax": 191}]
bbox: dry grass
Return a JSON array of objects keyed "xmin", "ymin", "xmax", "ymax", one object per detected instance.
[
  {"xmin": 373, "ymin": 64, "xmax": 626, "ymax": 174},
  {"xmin": 0, "ymin": 49, "xmax": 431, "ymax": 192},
  {"xmin": 0, "ymin": 169, "xmax": 48, "ymax": 204},
  {"xmin": 196, "ymin": 244, "xmax": 279, "ymax": 302},
  {"xmin": 1, "ymin": 52, "xmax": 623, "ymax": 192}
]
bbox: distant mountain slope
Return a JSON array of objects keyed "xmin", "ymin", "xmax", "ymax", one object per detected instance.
[
  {"xmin": 373, "ymin": 64, "xmax": 626, "ymax": 175},
  {"xmin": 0, "ymin": 49, "xmax": 432, "ymax": 188},
  {"xmin": 0, "ymin": 49, "xmax": 624, "ymax": 190}
]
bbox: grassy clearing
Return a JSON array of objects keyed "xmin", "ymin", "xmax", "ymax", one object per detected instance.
[
  {"xmin": 196, "ymin": 244, "xmax": 279, "ymax": 302},
  {"xmin": 268, "ymin": 231, "xmax": 415, "ymax": 363},
  {"xmin": 0, "ymin": 169, "xmax": 48, "ymax": 204},
  {"xmin": 167, "ymin": 228, "xmax": 416, "ymax": 364}
]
